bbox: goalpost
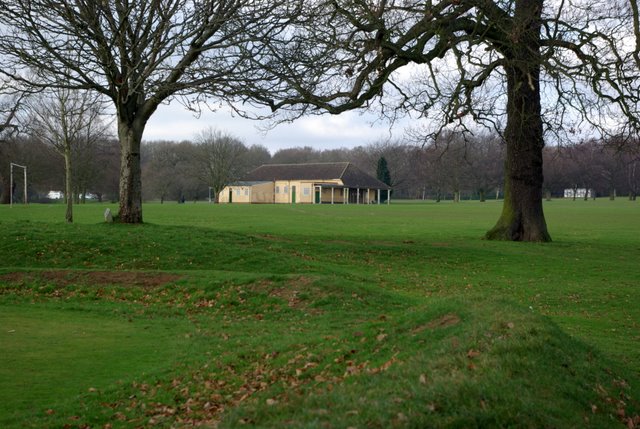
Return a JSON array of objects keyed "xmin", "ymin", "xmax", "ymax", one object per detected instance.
[{"xmin": 10, "ymin": 162, "xmax": 27, "ymax": 208}]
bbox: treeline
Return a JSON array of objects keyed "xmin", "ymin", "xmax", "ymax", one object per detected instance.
[
  {"xmin": 1, "ymin": 131, "xmax": 638, "ymax": 203},
  {"xmin": 0, "ymin": 136, "xmax": 119, "ymax": 204}
]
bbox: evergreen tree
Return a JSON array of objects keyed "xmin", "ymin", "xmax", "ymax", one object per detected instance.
[
  {"xmin": 376, "ymin": 156, "xmax": 392, "ymax": 202},
  {"xmin": 376, "ymin": 156, "xmax": 392, "ymax": 186}
]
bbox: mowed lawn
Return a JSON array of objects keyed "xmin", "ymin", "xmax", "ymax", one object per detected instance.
[{"xmin": 0, "ymin": 199, "xmax": 638, "ymax": 428}]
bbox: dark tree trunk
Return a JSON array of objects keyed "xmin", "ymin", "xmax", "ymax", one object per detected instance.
[
  {"xmin": 117, "ymin": 117, "xmax": 146, "ymax": 223},
  {"xmin": 486, "ymin": 0, "xmax": 551, "ymax": 242},
  {"xmin": 1, "ymin": 174, "xmax": 10, "ymax": 204}
]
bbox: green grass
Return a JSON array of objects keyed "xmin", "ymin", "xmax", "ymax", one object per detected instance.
[{"xmin": 0, "ymin": 199, "xmax": 638, "ymax": 428}]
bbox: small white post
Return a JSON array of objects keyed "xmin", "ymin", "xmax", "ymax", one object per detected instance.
[
  {"xmin": 331, "ymin": 187, "xmax": 334, "ymax": 204},
  {"xmin": 377, "ymin": 189, "xmax": 381, "ymax": 204}
]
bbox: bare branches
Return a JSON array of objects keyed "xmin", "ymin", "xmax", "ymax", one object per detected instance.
[
  {"xmin": 0, "ymin": 81, "xmax": 31, "ymax": 142},
  {"xmin": 236, "ymin": 0, "xmax": 640, "ymax": 144},
  {"xmin": 0, "ymin": 1, "xmax": 294, "ymax": 120}
]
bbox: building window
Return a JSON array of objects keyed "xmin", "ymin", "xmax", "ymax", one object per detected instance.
[
  {"xmin": 284, "ymin": 186, "xmax": 289, "ymax": 193},
  {"xmin": 276, "ymin": 186, "xmax": 280, "ymax": 194},
  {"xmin": 303, "ymin": 187, "xmax": 310, "ymax": 196},
  {"xmin": 245, "ymin": 189, "xmax": 249, "ymax": 196},
  {"xmin": 236, "ymin": 189, "xmax": 240, "ymax": 196}
]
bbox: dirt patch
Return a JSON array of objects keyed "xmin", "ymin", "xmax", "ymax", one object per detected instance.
[
  {"xmin": 0, "ymin": 270, "xmax": 182, "ymax": 288},
  {"xmin": 253, "ymin": 234, "xmax": 293, "ymax": 242},
  {"xmin": 264, "ymin": 277, "xmax": 314, "ymax": 309},
  {"xmin": 412, "ymin": 313, "xmax": 461, "ymax": 334},
  {"xmin": 0, "ymin": 272, "xmax": 25, "ymax": 283},
  {"xmin": 256, "ymin": 276, "xmax": 323, "ymax": 314},
  {"xmin": 323, "ymin": 240, "xmax": 355, "ymax": 246}
]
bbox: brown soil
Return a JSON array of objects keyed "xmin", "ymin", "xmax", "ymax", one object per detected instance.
[
  {"xmin": 412, "ymin": 313, "xmax": 461, "ymax": 334},
  {"xmin": 0, "ymin": 270, "xmax": 182, "ymax": 287}
]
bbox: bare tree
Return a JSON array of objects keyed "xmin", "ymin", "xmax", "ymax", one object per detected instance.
[
  {"xmin": 0, "ymin": 0, "xmax": 292, "ymax": 222},
  {"xmin": 194, "ymin": 128, "xmax": 247, "ymax": 203},
  {"xmin": 142, "ymin": 140, "xmax": 198, "ymax": 203},
  {"xmin": 243, "ymin": 144, "xmax": 272, "ymax": 171},
  {"xmin": 271, "ymin": 146, "xmax": 318, "ymax": 164},
  {"xmin": 26, "ymin": 88, "xmax": 109, "ymax": 222},
  {"xmin": 0, "ymin": 81, "xmax": 26, "ymax": 143},
  {"xmin": 241, "ymin": 0, "xmax": 640, "ymax": 241},
  {"xmin": 0, "ymin": 136, "xmax": 60, "ymax": 203},
  {"xmin": 466, "ymin": 134, "xmax": 504, "ymax": 202}
]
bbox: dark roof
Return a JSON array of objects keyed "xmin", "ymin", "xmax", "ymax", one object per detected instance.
[
  {"xmin": 229, "ymin": 181, "xmax": 271, "ymax": 186},
  {"xmin": 243, "ymin": 162, "xmax": 391, "ymax": 189}
]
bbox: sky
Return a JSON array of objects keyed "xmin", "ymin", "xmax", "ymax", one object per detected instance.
[{"xmin": 143, "ymin": 101, "xmax": 404, "ymax": 154}]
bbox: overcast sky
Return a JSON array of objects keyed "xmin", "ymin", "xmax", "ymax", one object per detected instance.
[{"xmin": 143, "ymin": 101, "xmax": 405, "ymax": 154}]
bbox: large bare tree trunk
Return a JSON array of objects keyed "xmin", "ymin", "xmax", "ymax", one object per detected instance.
[
  {"xmin": 486, "ymin": 0, "xmax": 551, "ymax": 242},
  {"xmin": 118, "ymin": 118, "xmax": 145, "ymax": 223}
]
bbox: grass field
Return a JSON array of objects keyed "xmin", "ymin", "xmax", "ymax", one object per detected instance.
[{"xmin": 0, "ymin": 199, "xmax": 638, "ymax": 428}]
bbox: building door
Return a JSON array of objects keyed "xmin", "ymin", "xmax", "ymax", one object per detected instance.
[
  {"xmin": 228, "ymin": 189, "xmax": 233, "ymax": 203},
  {"xmin": 315, "ymin": 188, "xmax": 321, "ymax": 204},
  {"xmin": 291, "ymin": 185, "xmax": 296, "ymax": 204}
]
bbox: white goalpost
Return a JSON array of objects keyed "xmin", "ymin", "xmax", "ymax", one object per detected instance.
[{"xmin": 10, "ymin": 162, "xmax": 27, "ymax": 208}]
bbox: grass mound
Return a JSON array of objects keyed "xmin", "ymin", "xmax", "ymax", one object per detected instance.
[{"xmin": 1, "ymin": 201, "xmax": 639, "ymax": 427}]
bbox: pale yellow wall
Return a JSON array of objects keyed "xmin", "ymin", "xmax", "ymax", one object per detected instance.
[
  {"xmin": 218, "ymin": 185, "xmax": 253, "ymax": 203},
  {"xmin": 218, "ymin": 186, "xmax": 230, "ymax": 203},
  {"xmin": 273, "ymin": 180, "xmax": 345, "ymax": 204},
  {"xmin": 320, "ymin": 187, "xmax": 346, "ymax": 203},
  {"xmin": 250, "ymin": 182, "xmax": 274, "ymax": 203},
  {"xmin": 219, "ymin": 179, "xmax": 378, "ymax": 204}
]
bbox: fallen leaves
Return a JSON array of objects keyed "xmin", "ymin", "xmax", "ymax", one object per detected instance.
[
  {"xmin": 466, "ymin": 349, "xmax": 481, "ymax": 359},
  {"xmin": 412, "ymin": 313, "xmax": 461, "ymax": 334}
]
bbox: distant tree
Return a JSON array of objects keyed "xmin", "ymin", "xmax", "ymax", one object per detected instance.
[
  {"xmin": 0, "ymin": 136, "xmax": 60, "ymax": 203},
  {"xmin": 271, "ymin": 147, "xmax": 318, "ymax": 164},
  {"xmin": 0, "ymin": 0, "xmax": 292, "ymax": 223},
  {"xmin": 26, "ymin": 87, "xmax": 109, "ymax": 222},
  {"xmin": 142, "ymin": 141, "xmax": 196, "ymax": 204},
  {"xmin": 194, "ymin": 129, "xmax": 248, "ymax": 203},
  {"xmin": 626, "ymin": 156, "xmax": 640, "ymax": 200},
  {"xmin": 466, "ymin": 135, "xmax": 504, "ymax": 202},
  {"xmin": 243, "ymin": 145, "xmax": 272, "ymax": 171},
  {"xmin": 542, "ymin": 147, "xmax": 566, "ymax": 200},
  {"xmin": 376, "ymin": 156, "xmax": 391, "ymax": 202},
  {"xmin": 91, "ymin": 139, "xmax": 120, "ymax": 203},
  {"xmin": 376, "ymin": 156, "xmax": 391, "ymax": 185}
]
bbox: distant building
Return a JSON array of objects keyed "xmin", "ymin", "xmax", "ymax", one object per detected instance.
[
  {"xmin": 219, "ymin": 162, "xmax": 391, "ymax": 204},
  {"xmin": 563, "ymin": 188, "xmax": 595, "ymax": 199}
]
